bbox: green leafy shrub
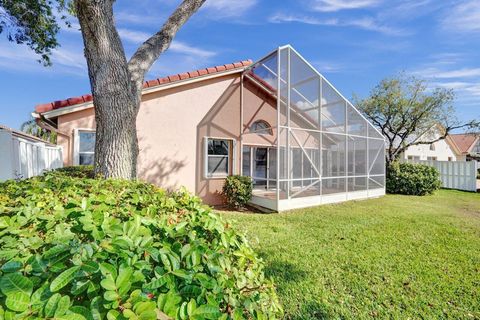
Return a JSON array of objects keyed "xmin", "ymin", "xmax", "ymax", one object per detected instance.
[
  {"xmin": 386, "ymin": 162, "xmax": 441, "ymax": 195},
  {"xmin": 54, "ymin": 165, "xmax": 95, "ymax": 178},
  {"xmin": 222, "ymin": 176, "xmax": 253, "ymax": 209},
  {"xmin": 0, "ymin": 169, "xmax": 282, "ymax": 319}
]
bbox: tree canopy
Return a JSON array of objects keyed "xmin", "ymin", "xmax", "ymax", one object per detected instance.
[
  {"xmin": 355, "ymin": 74, "xmax": 480, "ymax": 165},
  {"xmin": 0, "ymin": 0, "xmax": 71, "ymax": 65},
  {"xmin": 1, "ymin": 0, "xmax": 206, "ymax": 179}
]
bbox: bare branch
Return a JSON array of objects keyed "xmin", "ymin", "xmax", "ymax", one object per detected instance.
[{"xmin": 127, "ymin": 0, "xmax": 206, "ymax": 98}]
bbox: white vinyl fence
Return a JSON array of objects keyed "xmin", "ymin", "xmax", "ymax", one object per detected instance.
[
  {"xmin": 406, "ymin": 159, "xmax": 478, "ymax": 192},
  {"xmin": 0, "ymin": 128, "xmax": 63, "ymax": 181}
]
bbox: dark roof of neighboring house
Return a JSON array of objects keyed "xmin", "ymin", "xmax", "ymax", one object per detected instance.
[
  {"xmin": 0, "ymin": 124, "xmax": 56, "ymax": 146},
  {"xmin": 35, "ymin": 60, "xmax": 253, "ymax": 114},
  {"xmin": 449, "ymin": 133, "xmax": 479, "ymax": 153}
]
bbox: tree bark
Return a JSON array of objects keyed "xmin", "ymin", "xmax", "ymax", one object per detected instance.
[
  {"xmin": 76, "ymin": 0, "xmax": 138, "ymax": 179},
  {"xmin": 74, "ymin": 0, "xmax": 205, "ymax": 179}
]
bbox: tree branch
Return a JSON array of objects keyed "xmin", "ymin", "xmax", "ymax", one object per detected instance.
[{"xmin": 127, "ymin": 0, "xmax": 206, "ymax": 99}]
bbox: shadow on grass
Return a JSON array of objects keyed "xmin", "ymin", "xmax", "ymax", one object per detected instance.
[
  {"xmin": 262, "ymin": 257, "xmax": 307, "ymax": 283},
  {"xmin": 259, "ymin": 256, "xmax": 333, "ymax": 319},
  {"xmin": 286, "ymin": 300, "xmax": 333, "ymax": 320}
]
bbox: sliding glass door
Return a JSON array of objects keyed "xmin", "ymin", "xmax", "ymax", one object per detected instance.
[{"xmin": 242, "ymin": 146, "xmax": 276, "ymax": 190}]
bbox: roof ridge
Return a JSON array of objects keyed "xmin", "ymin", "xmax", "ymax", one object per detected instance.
[{"xmin": 35, "ymin": 59, "xmax": 252, "ymax": 114}]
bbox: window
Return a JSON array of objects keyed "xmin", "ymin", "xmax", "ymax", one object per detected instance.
[
  {"xmin": 427, "ymin": 156, "xmax": 437, "ymax": 161},
  {"xmin": 75, "ymin": 130, "xmax": 95, "ymax": 165},
  {"xmin": 205, "ymin": 138, "xmax": 231, "ymax": 177},
  {"xmin": 448, "ymin": 157, "xmax": 453, "ymax": 161},
  {"xmin": 429, "ymin": 144, "xmax": 435, "ymax": 151},
  {"xmin": 250, "ymin": 120, "xmax": 273, "ymax": 135}
]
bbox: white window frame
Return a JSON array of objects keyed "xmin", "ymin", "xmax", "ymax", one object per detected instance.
[
  {"xmin": 249, "ymin": 120, "xmax": 273, "ymax": 135},
  {"xmin": 73, "ymin": 128, "xmax": 96, "ymax": 165},
  {"xmin": 204, "ymin": 137, "xmax": 236, "ymax": 179}
]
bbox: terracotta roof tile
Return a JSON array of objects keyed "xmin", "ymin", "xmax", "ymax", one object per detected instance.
[
  {"xmin": 198, "ymin": 69, "xmax": 208, "ymax": 76},
  {"xmin": 34, "ymin": 59, "xmax": 252, "ymax": 114},
  {"xmin": 188, "ymin": 70, "xmax": 200, "ymax": 77},
  {"xmin": 146, "ymin": 79, "xmax": 159, "ymax": 87},
  {"xmin": 178, "ymin": 72, "xmax": 190, "ymax": 80}
]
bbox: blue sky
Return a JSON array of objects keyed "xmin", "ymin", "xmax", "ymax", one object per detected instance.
[{"xmin": 0, "ymin": 0, "xmax": 479, "ymax": 130}]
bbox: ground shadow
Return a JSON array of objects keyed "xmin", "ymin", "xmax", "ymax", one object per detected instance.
[
  {"xmin": 260, "ymin": 256, "xmax": 308, "ymax": 284},
  {"xmin": 286, "ymin": 301, "xmax": 332, "ymax": 320}
]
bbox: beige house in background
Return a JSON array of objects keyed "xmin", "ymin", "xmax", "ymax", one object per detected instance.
[{"xmin": 33, "ymin": 46, "xmax": 386, "ymax": 210}]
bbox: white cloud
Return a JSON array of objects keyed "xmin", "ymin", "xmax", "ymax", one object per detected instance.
[
  {"xmin": 309, "ymin": 0, "xmax": 381, "ymax": 12},
  {"xmin": 117, "ymin": 28, "xmax": 150, "ymax": 43},
  {"xmin": 413, "ymin": 67, "xmax": 480, "ymax": 79},
  {"xmin": 441, "ymin": 0, "xmax": 480, "ymax": 33},
  {"xmin": 117, "ymin": 28, "xmax": 217, "ymax": 59},
  {"xmin": 202, "ymin": 0, "xmax": 257, "ymax": 18},
  {"xmin": 268, "ymin": 13, "xmax": 407, "ymax": 36},
  {"xmin": 115, "ymin": 12, "xmax": 164, "ymax": 25},
  {"xmin": 0, "ymin": 43, "xmax": 86, "ymax": 75},
  {"xmin": 411, "ymin": 57, "xmax": 480, "ymax": 112}
]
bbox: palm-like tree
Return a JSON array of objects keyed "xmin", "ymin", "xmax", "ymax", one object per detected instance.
[{"xmin": 20, "ymin": 118, "xmax": 57, "ymax": 144}]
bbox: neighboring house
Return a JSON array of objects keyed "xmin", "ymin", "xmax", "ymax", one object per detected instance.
[
  {"xmin": 32, "ymin": 45, "xmax": 385, "ymax": 211},
  {"xmin": 449, "ymin": 133, "xmax": 480, "ymax": 162},
  {"xmin": 403, "ymin": 125, "xmax": 462, "ymax": 161}
]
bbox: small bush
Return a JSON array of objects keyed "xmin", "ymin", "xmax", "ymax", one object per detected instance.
[
  {"xmin": 54, "ymin": 165, "xmax": 94, "ymax": 178},
  {"xmin": 386, "ymin": 162, "xmax": 441, "ymax": 195},
  {"xmin": 222, "ymin": 176, "xmax": 253, "ymax": 209},
  {"xmin": 0, "ymin": 169, "xmax": 282, "ymax": 319}
]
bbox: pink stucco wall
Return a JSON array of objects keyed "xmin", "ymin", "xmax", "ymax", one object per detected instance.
[{"xmin": 55, "ymin": 73, "xmax": 277, "ymax": 205}]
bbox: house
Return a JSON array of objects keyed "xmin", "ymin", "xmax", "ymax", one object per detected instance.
[
  {"xmin": 402, "ymin": 125, "xmax": 479, "ymax": 162},
  {"xmin": 402, "ymin": 125, "xmax": 461, "ymax": 161},
  {"xmin": 449, "ymin": 133, "xmax": 480, "ymax": 162},
  {"xmin": 32, "ymin": 45, "xmax": 385, "ymax": 211}
]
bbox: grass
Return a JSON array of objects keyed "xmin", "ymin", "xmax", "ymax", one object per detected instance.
[{"xmin": 218, "ymin": 190, "xmax": 480, "ymax": 319}]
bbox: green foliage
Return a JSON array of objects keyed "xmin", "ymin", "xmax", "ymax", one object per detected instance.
[
  {"xmin": 0, "ymin": 169, "xmax": 282, "ymax": 319},
  {"xmin": 386, "ymin": 162, "xmax": 441, "ymax": 195},
  {"xmin": 20, "ymin": 118, "xmax": 57, "ymax": 144},
  {"xmin": 55, "ymin": 165, "xmax": 95, "ymax": 179},
  {"xmin": 222, "ymin": 176, "xmax": 253, "ymax": 209},
  {"xmin": 355, "ymin": 74, "xmax": 479, "ymax": 164},
  {"xmin": 0, "ymin": 0, "xmax": 71, "ymax": 65}
]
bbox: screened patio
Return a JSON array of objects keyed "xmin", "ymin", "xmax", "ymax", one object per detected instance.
[{"xmin": 240, "ymin": 45, "xmax": 385, "ymax": 211}]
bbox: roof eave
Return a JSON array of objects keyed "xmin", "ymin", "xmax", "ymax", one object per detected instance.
[{"xmin": 38, "ymin": 66, "xmax": 247, "ymax": 119}]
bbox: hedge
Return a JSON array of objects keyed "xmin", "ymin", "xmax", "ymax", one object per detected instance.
[
  {"xmin": 0, "ymin": 167, "xmax": 282, "ymax": 319},
  {"xmin": 386, "ymin": 162, "xmax": 441, "ymax": 195}
]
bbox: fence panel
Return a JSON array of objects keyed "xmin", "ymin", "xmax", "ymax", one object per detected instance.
[
  {"xmin": 0, "ymin": 129, "xmax": 63, "ymax": 181},
  {"xmin": 406, "ymin": 159, "xmax": 478, "ymax": 192}
]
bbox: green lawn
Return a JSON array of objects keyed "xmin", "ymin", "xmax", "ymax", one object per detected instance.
[{"xmin": 218, "ymin": 190, "xmax": 480, "ymax": 319}]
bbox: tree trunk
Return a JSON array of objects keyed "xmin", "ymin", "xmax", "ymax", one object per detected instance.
[
  {"xmin": 75, "ymin": 0, "xmax": 140, "ymax": 179},
  {"xmin": 74, "ymin": 0, "xmax": 205, "ymax": 179}
]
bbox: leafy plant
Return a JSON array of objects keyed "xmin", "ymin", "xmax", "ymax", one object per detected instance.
[
  {"xmin": 386, "ymin": 162, "xmax": 441, "ymax": 195},
  {"xmin": 0, "ymin": 168, "xmax": 282, "ymax": 319},
  {"xmin": 222, "ymin": 176, "xmax": 253, "ymax": 209}
]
